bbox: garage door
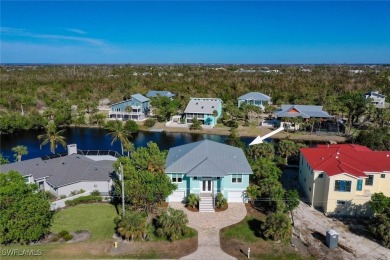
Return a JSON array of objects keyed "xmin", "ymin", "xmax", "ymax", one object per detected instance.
[
  {"xmin": 228, "ymin": 191, "xmax": 244, "ymax": 203},
  {"xmin": 169, "ymin": 191, "xmax": 185, "ymax": 202}
]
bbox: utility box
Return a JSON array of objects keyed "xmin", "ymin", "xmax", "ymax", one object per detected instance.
[{"xmin": 326, "ymin": 229, "xmax": 338, "ymax": 249}]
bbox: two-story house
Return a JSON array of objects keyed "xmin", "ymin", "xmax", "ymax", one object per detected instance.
[
  {"xmin": 184, "ymin": 98, "xmax": 222, "ymax": 127},
  {"xmin": 237, "ymin": 92, "xmax": 271, "ymax": 110},
  {"xmin": 108, "ymin": 93, "xmax": 150, "ymax": 121},
  {"xmin": 146, "ymin": 90, "xmax": 175, "ymax": 100},
  {"xmin": 299, "ymin": 144, "xmax": 390, "ymax": 217},
  {"xmin": 364, "ymin": 91, "xmax": 386, "ymax": 108}
]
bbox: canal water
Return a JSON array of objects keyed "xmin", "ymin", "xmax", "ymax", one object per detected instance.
[{"xmin": 0, "ymin": 127, "xmax": 256, "ymax": 161}]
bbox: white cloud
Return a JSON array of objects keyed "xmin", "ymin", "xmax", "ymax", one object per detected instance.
[
  {"xmin": 66, "ymin": 28, "xmax": 87, "ymax": 35},
  {"xmin": 0, "ymin": 27, "xmax": 104, "ymax": 46}
]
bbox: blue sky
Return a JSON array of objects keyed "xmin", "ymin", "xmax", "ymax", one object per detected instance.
[{"xmin": 1, "ymin": 1, "xmax": 390, "ymax": 64}]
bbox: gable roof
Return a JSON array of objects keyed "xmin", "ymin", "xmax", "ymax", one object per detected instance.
[
  {"xmin": 184, "ymin": 98, "xmax": 222, "ymax": 114},
  {"xmin": 238, "ymin": 92, "xmax": 271, "ymax": 101},
  {"xmin": 275, "ymin": 104, "xmax": 332, "ymax": 119},
  {"xmin": 166, "ymin": 140, "xmax": 252, "ymax": 177},
  {"xmin": 146, "ymin": 90, "xmax": 175, "ymax": 98},
  {"xmin": 131, "ymin": 93, "xmax": 149, "ymax": 103},
  {"xmin": 300, "ymin": 144, "xmax": 390, "ymax": 178},
  {"xmin": 0, "ymin": 154, "xmax": 114, "ymax": 188}
]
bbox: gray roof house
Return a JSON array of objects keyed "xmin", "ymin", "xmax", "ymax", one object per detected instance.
[
  {"xmin": 238, "ymin": 92, "xmax": 271, "ymax": 109},
  {"xmin": 0, "ymin": 145, "xmax": 117, "ymax": 197},
  {"xmin": 109, "ymin": 93, "xmax": 150, "ymax": 121},
  {"xmin": 146, "ymin": 90, "xmax": 176, "ymax": 99},
  {"xmin": 274, "ymin": 105, "xmax": 333, "ymax": 119},
  {"xmin": 165, "ymin": 140, "xmax": 252, "ymax": 211},
  {"xmin": 364, "ymin": 91, "xmax": 386, "ymax": 108},
  {"xmin": 183, "ymin": 98, "xmax": 223, "ymax": 127}
]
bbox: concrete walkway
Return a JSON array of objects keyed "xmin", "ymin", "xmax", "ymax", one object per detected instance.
[{"xmin": 169, "ymin": 203, "xmax": 247, "ymax": 260}]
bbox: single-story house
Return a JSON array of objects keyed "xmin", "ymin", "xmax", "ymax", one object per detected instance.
[
  {"xmin": 299, "ymin": 144, "xmax": 390, "ymax": 217},
  {"xmin": 274, "ymin": 105, "xmax": 333, "ymax": 119},
  {"xmin": 0, "ymin": 144, "xmax": 118, "ymax": 197},
  {"xmin": 109, "ymin": 93, "xmax": 150, "ymax": 121},
  {"xmin": 364, "ymin": 91, "xmax": 386, "ymax": 108},
  {"xmin": 237, "ymin": 92, "xmax": 271, "ymax": 109},
  {"xmin": 184, "ymin": 98, "xmax": 222, "ymax": 127},
  {"xmin": 146, "ymin": 90, "xmax": 176, "ymax": 100},
  {"xmin": 165, "ymin": 140, "xmax": 252, "ymax": 211}
]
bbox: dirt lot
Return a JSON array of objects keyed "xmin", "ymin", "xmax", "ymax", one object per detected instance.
[{"xmin": 282, "ymin": 168, "xmax": 390, "ymax": 260}]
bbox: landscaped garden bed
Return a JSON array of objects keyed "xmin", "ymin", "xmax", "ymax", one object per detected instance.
[{"xmin": 220, "ymin": 203, "xmax": 308, "ymax": 259}]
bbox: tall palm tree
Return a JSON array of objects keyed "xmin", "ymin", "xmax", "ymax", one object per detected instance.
[
  {"xmin": 37, "ymin": 121, "xmax": 67, "ymax": 154},
  {"xmin": 156, "ymin": 208, "xmax": 189, "ymax": 241},
  {"xmin": 11, "ymin": 145, "xmax": 28, "ymax": 162},
  {"xmin": 105, "ymin": 120, "xmax": 131, "ymax": 156}
]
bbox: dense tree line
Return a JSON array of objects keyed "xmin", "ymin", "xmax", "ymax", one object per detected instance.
[{"xmin": 1, "ymin": 65, "xmax": 389, "ymax": 126}]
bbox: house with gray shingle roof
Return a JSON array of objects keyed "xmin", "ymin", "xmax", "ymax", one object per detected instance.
[
  {"xmin": 238, "ymin": 92, "xmax": 271, "ymax": 109},
  {"xmin": 165, "ymin": 140, "xmax": 252, "ymax": 211},
  {"xmin": 146, "ymin": 90, "xmax": 175, "ymax": 100},
  {"xmin": 108, "ymin": 93, "xmax": 150, "ymax": 121},
  {"xmin": 0, "ymin": 147, "xmax": 117, "ymax": 197},
  {"xmin": 274, "ymin": 105, "xmax": 333, "ymax": 119},
  {"xmin": 184, "ymin": 98, "xmax": 222, "ymax": 127}
]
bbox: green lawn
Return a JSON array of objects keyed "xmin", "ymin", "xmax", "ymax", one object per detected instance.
[
  {"xmin": 50, "ymin": 203, "xmax": 118, "ymax": 241},
  {"xmin": 221, "ymin": 216, "xmax": 264, "ymax": 243}
]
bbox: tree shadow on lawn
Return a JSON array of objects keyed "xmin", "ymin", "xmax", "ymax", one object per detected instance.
[{"xmin": 247, "ymin": 218, "xmax": 266, "ymax": 239}]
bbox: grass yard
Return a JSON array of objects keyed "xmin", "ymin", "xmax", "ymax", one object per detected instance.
[
  {"xmin": 51, "ymin": 203, "xmax": 118, "ymax": 241},
  {"xmin": 220, "ymin": 204, "xmax": 311, "ymax": 259}
]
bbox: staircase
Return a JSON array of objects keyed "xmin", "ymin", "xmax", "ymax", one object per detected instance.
[{"xmin": 199, "ymin": 193, "xmax": 214, "ymax": 212}]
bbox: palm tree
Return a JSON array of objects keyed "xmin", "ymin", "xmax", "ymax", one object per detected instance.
[
  {"xmin": 115, "ymin": 211, "xmax": 147, "ymax": 241},
  {"xmin": 11, "ymin": 145, "xmax": 28, "ymax": 162},
  {"xmin": 37, "ymin": 121, "xmax": 67, "ymax": 154},
  {"xmin": 156, "ymin": 208, "xmax": 189, "ymax": 241},
  {"xmin": 105, "ymin": 120, "xmax": 131, "ymax": 155}
]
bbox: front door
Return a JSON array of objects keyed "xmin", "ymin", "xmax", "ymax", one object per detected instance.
[{"xmin": 202, "ymin": 180, "xmax": 212, "ymax": 193}]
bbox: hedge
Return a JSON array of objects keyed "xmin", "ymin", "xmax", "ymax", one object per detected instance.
[{"xmin": 64, "ymin": 195, "xmax": 102, "ymax": 206}]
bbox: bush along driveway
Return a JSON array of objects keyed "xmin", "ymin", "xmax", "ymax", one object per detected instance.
[{"xmin": 169, "ymin": 202, "xmax": 247, "ymax": 260}]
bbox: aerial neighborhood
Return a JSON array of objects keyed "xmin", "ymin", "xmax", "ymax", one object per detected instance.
[{"xmin": 1, "ymin": 65, "xmax": 389, "ymax": 259}]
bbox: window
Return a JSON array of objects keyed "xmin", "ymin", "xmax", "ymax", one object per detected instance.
[
  {"xmin": 23, "ymin": 176, "xmax": 29, "ymax": 183},
  {"xmin": 334, "ymin": 180, "xmax": 351, "ymax": 192},
  {"xmin": 357, "ymin": 179, "xmax": 363, "ymax": 191},
  {"xmin": 172, "ymin": 174, "xmax": 182, "ymax": 183},
  {"xmin": 318, "ymin": 173, "xmax": 324, "ymax": 178},
  {"xmin": 381, "ymin": 174, "xmax": 386, "ymax": 178},
  {"xmin": 232, "ymin": 174, "xmax": 242, "ymax": 183},
  {"xmin": 337, "ymin": 200, "xmax": 346, "ymax": 205},
  {"xmin": 365, "ymin": 175, "xmax": 374, "ymax": 186}
]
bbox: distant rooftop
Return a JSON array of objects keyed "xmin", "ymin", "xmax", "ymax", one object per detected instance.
[{"xmin": 146, "ymin": 90, "xmax": 175, "ymax": 98}]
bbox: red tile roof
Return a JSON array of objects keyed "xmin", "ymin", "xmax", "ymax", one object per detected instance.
[{"xmin": 300, "ymin": 144, "xmax": 390, "ymax": 178}]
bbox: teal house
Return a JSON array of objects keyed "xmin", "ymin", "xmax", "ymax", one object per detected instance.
[
  {"xmin": 165, "ymin": 140, "xmax": 252, "ymax": 211},
  {"xmin": 183, "ymin": 98, "xmax": 222, "ymax": 127},
  {"xmin": 108, "ymin": 93, "xmax": 150, "ymax": 121},
  {"xmin": 238, "ymin": 92, "xmax": 271, "ymax": 109}
]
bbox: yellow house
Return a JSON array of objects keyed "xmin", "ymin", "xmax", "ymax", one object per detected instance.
[{"xmin": 299, "ymin": 144, "xmax": 390, "ymax": 216}]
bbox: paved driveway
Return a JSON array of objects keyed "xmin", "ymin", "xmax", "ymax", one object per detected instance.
[{"xmin": 169, "ymin": 203, "xmax": 247, "ymax": 260}]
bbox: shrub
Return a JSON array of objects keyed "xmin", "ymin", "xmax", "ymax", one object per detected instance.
[
  {"xmin": 261, "ymin": 212, "xmax": 292, "ymax": 241},
  {"xmin": 70, "ymin": 189, "xmax": 85, "ymax": 196},
  {"xmin": 58, "ymin": 230, "xmax": 69, "ymax": 237},
  {"xmin": 115, "ymin": 211, "xmax": 148, "ymax": 241},
  {"xmin": 62, "ymin": 233, "xmax": 73, "ymax": 241},
  {"xmin": 90, "ymin": 190, "xmax": 101, "ymax": 196},
  {"xmin": 189, "ymin": 118, "xmax": 202, "ymax": 130},
  {"xmin": 75, "ymin": 230, "xmax": 83, "ymax": 234},
  {"xmin": 59, "ymin": 195, "xmax": 67, "ymax": 199},
  {"xmin": 144, "ymin": 118, "xmax": 156, "ymax": 128},
  {"xmin": 156, "ymin": 208, "xmax": 189, "ymax": 241},
  {"xmin": 64, "ymin": 195, "xmax": 102, "ymax": 206},
  {"xmin": 43, "ymin": 191, "xmax": 58, "ymax": 201},
  {"xmin": 215, "ymin": 193, "xmax": 227, "ymax": 208},
  {"xmin": 186, "ymin": 194, "xmax": 200, "ymax": 208}
]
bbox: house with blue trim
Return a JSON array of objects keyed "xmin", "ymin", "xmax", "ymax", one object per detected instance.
[
  {"xmin": 238, "ymin": 92, "xmax": 271, "ymax": 109},
  {"xmin": 165, "ymin": 140, "xmax": 252, "ymax": 211},
  {"xmin": 183, "ymin": 98, "xmax": 222, "ymax": 127},
  {"xmin": 108, "ymin": 93, "xmax": 150, "ymax": 121}
]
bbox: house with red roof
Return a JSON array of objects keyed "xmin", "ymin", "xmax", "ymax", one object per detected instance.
[{"xmin": 299, "ymin": 144, "xmax": 390, "ymax": 216}]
